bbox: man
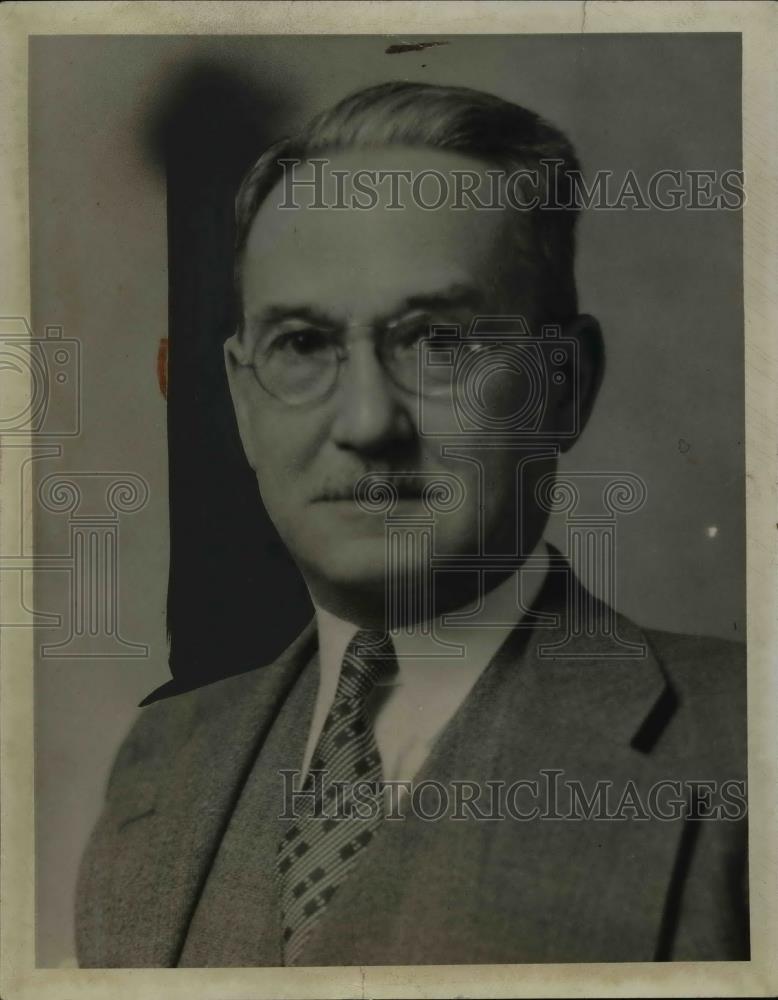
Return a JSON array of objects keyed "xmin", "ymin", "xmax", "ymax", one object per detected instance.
[{"xmin": 76, "ymin": 82, "xmax": 748, "ymax": 966}]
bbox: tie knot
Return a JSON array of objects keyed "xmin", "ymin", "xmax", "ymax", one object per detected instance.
[{"xmin": 336, "ymin": 629, "xmax": 397, "ymax": 700}]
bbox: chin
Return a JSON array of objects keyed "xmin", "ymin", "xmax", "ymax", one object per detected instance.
[
  {"xmin": 295, "ymin": 538, "xmax": 443, "ymax": 622},
  {"xmin": 301, "ymin": 538, "xmax": 390, "ymax": 587}
]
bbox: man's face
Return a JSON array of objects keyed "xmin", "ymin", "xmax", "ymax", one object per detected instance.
[{"xmin": 226, "ymin": 148, "xmax": 582, "ymax": 621}]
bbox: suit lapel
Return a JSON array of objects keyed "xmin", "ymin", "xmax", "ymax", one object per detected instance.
[
  {"xmin": 91, "ymin": 565, "xmax": 687, "ymax": 966},
  {"xmin": 100, "ymin": 621, "xmax": 317, "ymax": 966},
  {"xmin": 303, "ymin": 573, "xmax": 686, "ymax": 964},
  {"xmin": 477, "ymin": 596, "xmax": 683, "ymax": 962}
]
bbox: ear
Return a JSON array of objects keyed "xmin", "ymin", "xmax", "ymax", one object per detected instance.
[
  {"xmin": 554, "ymin": 313, "xmax": 605, "ymax": 454},
  {"xmin": 224, "ymin": 332, "xmax": 257, "ymax": 471}
]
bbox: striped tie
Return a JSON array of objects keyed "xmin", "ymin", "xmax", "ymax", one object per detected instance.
[{"xmin": 277, "ymin": 628, "xmax": 397, "ymax": 964}]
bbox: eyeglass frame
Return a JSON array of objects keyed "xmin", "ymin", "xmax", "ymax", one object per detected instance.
[{"xmin": 232, "ymin": 312, "xmax": 495, "ymax": 407}]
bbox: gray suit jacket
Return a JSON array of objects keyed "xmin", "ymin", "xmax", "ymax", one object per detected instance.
[{"xmin": 76, "ymin": 570, "xmax": 748, "ymax": 966}]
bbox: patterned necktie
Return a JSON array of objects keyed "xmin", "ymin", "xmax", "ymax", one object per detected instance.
[{"xmin": 277, "ymin": 628, "xmax": 397, "ymax": 963}]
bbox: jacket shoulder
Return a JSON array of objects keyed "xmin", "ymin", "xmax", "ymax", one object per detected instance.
[
  {"xmin": 105, "ymin": 665, "xmax": 278, "ymax": 794},
  {"xmin": 641, "ymin": 625, "xmax": 747, "ymax": 773},
  {"xmin": 104, "ymin": 620, "xmax": 317, "ymax": 800},
  {"xmin": 642, "ymin": 626, "xmax": 746, "ymax": 700}
]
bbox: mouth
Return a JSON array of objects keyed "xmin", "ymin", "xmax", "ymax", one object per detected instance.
[
  {"xmin": 312, "ymin": 490, "xmax": 425, "ymax": 503},
  {"xmin": 311, "ymin": 482, "xmax": 426, "ymax": 503}
]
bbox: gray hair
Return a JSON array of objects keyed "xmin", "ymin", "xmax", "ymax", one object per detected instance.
[{"xmin": 234, "ymin": 81, "xmax": 582, "ymax": 326}]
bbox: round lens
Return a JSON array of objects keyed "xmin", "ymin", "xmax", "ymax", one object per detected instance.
[{"xmin": 254, "ymin": 329, "xmax": 337, "ymax": 405}]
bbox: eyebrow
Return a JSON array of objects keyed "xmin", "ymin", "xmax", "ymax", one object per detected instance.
[
  {"xmin": 244, "ymin": 283, "xmax": 486, "ymax": 337},
  {"xmin": 246, "ymin": 304, "xmax": 337, "ymax": 336}
]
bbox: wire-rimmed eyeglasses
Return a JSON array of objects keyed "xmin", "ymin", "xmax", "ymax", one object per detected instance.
[{"xmin": 235, "ymin": 312, "xmax": 481, "ymax": 407}]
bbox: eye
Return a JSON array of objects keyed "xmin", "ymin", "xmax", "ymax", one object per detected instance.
[
  {"xmin": 386, "ymin": 315, "xmax": 433, "ymax": 353},
  {"xmin": 268, "ymin": 327, "xmax": 332, "ymax": 357}
]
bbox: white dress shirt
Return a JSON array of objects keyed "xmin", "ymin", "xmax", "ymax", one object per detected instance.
[{"xmin": 301, "ymin": 542, "xmax": 550, "ymax": 786}]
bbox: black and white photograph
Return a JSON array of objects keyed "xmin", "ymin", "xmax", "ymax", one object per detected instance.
[{"xmin": 1, "ymin": 3, "xmax": 776, "ymax": 999}]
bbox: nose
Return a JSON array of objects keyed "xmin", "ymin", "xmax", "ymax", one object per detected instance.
[{"xmin": 330, "ymin": 339, "xmax": 413, "ymax": 453}]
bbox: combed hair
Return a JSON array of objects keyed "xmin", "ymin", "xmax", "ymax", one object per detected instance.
[{"xmin": 234, "ymin": 81, "xmax": 582, "ymax": 326}]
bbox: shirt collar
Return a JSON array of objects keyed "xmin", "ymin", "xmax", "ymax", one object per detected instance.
[{"xmin": 314, "ymin": 540, "xmax": 549, "ymax": 688}]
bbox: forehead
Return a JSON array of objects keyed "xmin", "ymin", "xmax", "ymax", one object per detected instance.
[{"xmin": 241, "ymin": 147, "xmax": 535, "ymax": 322}]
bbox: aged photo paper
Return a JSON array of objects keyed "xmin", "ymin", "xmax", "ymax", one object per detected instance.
[{"xmin": 1, "ymin": 2, "xmax": 776, "ymax": 998}]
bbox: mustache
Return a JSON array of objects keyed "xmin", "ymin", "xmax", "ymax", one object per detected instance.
[{"xmin": 312, "ymin": 472, "xmax": 427, "ymax": 502}]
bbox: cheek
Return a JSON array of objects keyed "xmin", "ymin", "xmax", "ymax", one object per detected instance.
[
  {"xmin": 478, "ymin": 370, "xmax": 557, "ymax": 435},
  {"xmin": 454, "ymin": 345, "xmax": 560, "ymax": 434},
  {"xmin": 448, "ymin": 450, "xmax": 547, "ymax": 527},
  {"xmin": 478, "ymin": 455, "xmax": 519, "ymax": 521},
  {"xmin": 245, "ymin": 406, "xmax": 319, "ymax": 483},
  {"xmin": 247, "ymin": 414, "xmax": 283, "ymax": 480}
]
